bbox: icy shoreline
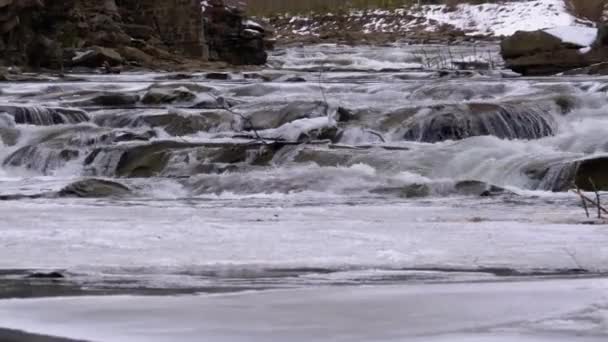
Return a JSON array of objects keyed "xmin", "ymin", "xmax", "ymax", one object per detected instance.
[{"xmin": 1, "ymin": 277, "xmax": 607, "ymax": 341}]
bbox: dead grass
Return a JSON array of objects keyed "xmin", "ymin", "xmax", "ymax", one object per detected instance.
[{"xmin": 567, "ymin": 0, "xmax": 607, "ymax": 22}]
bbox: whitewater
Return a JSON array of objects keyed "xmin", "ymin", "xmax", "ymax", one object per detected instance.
[{"xmin": 1, "ymin": 43, "xmax": 608, "ymax": 341}]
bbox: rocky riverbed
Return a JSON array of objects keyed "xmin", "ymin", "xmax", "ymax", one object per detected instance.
[{"xmin": 1, "ymin": 42, "xmax": 608, "ymax": 341}]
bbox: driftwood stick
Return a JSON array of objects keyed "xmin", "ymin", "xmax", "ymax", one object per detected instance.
[
  {"xmin": 588, "ymin": 178, "xmax": 601, "ymax": 219},
  {"xmin": 571, "ymin": 189, "xmax": 608, "ymax": 216},
  {"xmin": 574, "ymin": 187, "xmax": 590, "ymax": 218}
]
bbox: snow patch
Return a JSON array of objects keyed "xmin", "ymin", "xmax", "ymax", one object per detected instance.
[{"xmin": 544, "ymin": 26, "xmax": 598, "ymax": 47}]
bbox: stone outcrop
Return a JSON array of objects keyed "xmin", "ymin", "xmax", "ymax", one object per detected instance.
[
  {"xmin": 204, "ymin": 0, "xmax": 268, "ymax": 65},
  {"xmin": 0, "ymin": 0, "xmax": 269, "ymax": 69},
  {"xmin": 501, "ymin": 27, "xmax": 608, "ymax": 76}
]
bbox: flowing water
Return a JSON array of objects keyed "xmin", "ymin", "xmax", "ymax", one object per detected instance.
[{"xmin": 1, "ymin": 43, "xmax": 608, "ymax": 341}]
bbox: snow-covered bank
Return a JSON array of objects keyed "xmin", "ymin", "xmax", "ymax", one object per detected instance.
[
  {"xmin": 1, "ymin": 278, "xmax": 607, "ymax": 341},
  {"xmin": 268, "ymin": 0, "xmax": 593, "ymax": 43},
  {"xmin": 414, "ymin": 0, "xmax": 590, "ymax": 37}
]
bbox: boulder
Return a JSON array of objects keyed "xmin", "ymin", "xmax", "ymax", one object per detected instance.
[
  {"xmin": 574, "ymin": 157, "xmax": 608, "ymax": 191},
  {"xmin": 75, "ymin": 93, "xmax": 140, "ymax": 107},
  {"xmin": 70, "ymin": 46, "xmax": 124, "ymax": 68},
  {"xmin": 58, "ymin": 179, "xmax": 131, "ymax": 198},
  {"xmin": 136, "ymin": 111, "xmax": 238, "ymax": 136},
  {"xmin": 397, "ymin": 102, "xmax": 556, "ymax": 143},
  {"xmin": 500, "ymin": 30, "xmax": 565, "ymax": 59},
  {"xmin": 501, "ymin": 28, "xmax": 608, "ymax": 76},
  {"xmin": 536, "ymin": 156, "xmax": 608, "ymax": 192},
  {"xmin": 204, "ymin": 2, "xmax": 268, "ymax": 65},
  {"xmin": 454, "ymin": 180, "xmax": 511, "ymax": 197}
]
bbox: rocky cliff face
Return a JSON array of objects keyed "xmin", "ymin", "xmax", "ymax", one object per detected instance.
[{"xmin": 0, "ymin": 0, "xmax": 269, "ymax": 70}]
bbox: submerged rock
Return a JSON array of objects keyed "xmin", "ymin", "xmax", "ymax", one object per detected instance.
[
  {"xmin": 26, "ymin": 271, "xmax": 65, "ymax": 279},
  {"xmin": 0, "ymin": 127, "xmax": 20, "ymax": 146},
  {"xmin": 75, "ymin": 93, "xmax": 140, "ymax": 107},
  {"xmin": 371, "ymin": 184, "xmax": 430, "ymax": 198},
  {"xmin": 58, "ymin": 179, "xmax": 131, "ymax": 198},
  {"xmin": 398, "ymin": 102, "xmax": 557, "ymax": 143},
  {"xmin": 454, "ymin": 180, "xmax": 511, "ymax": 197},
  {"xmin": 85, "ymin": 141, "xmax": 284, "ymax": 178}
]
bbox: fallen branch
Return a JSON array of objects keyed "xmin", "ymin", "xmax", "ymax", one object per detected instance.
[
  {"xmin": 207, "ymin": 93, "xmax": 266, "ymax": 144},
  {"xmin": 570, "ymin": 187, "xmax": 608, "ymax": 217}
]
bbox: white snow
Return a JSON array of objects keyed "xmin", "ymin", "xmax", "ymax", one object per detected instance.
[
  {"xmin": 277, "ymin": 0, "xmax": 594, "ymax": 39},
  {"xmin": 544, "ymin": 26, "xmax": 598, "ymax": 47},
  {"xmin": 413, "ymin": 0, "xmax": 589, "ymax": 36},
  {"xmin": 0, "ymin": 278, "xmax": 607, "ymax": 341}
]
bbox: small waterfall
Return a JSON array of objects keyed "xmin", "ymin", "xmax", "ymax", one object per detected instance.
[
  {"xmin": 0, "ymin": 105, "xmax": 90, "ymax": 125},
  {"xmin": 535, "ymin": 161, "xmax": 578, "ymax": 192},
  {"xmin": 402, "ymin": 102, "xmax": 558, "ymax": 143},
  {"xmin": 3, "ymin": 145, "xmax": 80, "ymax": 174}
]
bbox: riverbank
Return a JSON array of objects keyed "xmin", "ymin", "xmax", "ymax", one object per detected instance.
[{"xmin": 262, "ymin": 0, "xmax": 592, "ymax": 46}]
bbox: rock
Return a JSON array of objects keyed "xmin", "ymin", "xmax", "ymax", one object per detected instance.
[
  {"xmin": 0, "ymin": 127, "xmax": 20, "ymax": 146},
  {"xmin": 76, "ymin": 93, "xmax": 140, "ymax": 107},
  {"xmin": 240, "ymin": 101, "xmax": 330, "ymax": 130},
  {"xmin": 141, "ymin": 87, "xmax": 196, "ymax": 105},
  {"xmin": 26, "ymin": 34, "xmax": 63, "ymax": 69},
  {"xmin": 0, "ymin": 105, "xmax": 89, "ymax": 125},
  {"xmin": 398, "ymin": 102, "xmax": 556, "ymax": 143},
  {"xmin": 71, "ymin": 46, "xmax": 124, "ymax": 68},
  {"xmin": 205, "ymin": 72, "xmax": 231, "ymax": 80},
  {"xmin": 454, "ymin": 180, "xmax": 510, "ymax": 197},
  {"xmin": 501, "ymin": 28, "xmax": 608, "ymax": 76},
  {"xmin": 26, "ymin": 271, "xmax": 65, "ymax": 279},
  {"xmin": 371, "ymin": 184, "xmax": 430, "ymax": 198},
  {"xmin": 87, "ymin": 141, "xmax": 201, "ymax": 177},
  {"xmin": 562, "ymin": 62, "xmax": 608, "ymax": 76},
  {"xmin": 117, "ymin": 46, "xmax": 156, "ymax": 66},
  {"xmin": 58, "ymin": 178, "xmax": 131, "ymax": 198},
  {"xmin": 500, "ymin": 30, "xmax": 565, "ymax": 59},
  {"xmin": 85, "ymin": 141, "xmax": 280, "ymax": 177},
  {"xmin": 204, "ymin": 2, "xmax": 268, "ymax": 65},
  {"xmin": 136, "ymin": 110, "xmax": 238, "ymax": 136},
  {"xmin": 574, "ymin": 157, "xmax": 608, "ymax": 191}
]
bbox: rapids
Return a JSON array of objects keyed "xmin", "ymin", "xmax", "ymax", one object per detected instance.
[{"xmin": 1, "ymin": 43, "xmax": 608, "ymax": 341}]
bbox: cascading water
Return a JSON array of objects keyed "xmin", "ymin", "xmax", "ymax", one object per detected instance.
[{"xmin": 2, "ymin": 44, "xmax": 608, "ymax": 339}]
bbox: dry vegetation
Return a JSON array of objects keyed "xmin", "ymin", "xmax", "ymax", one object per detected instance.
[
  {"xmin": 243, "ymin": 0, "xmax": 608, "ymax": 21},
  {"xmin": 243, "ymin": 0, "xmax": 520, "ymax": 15},
  {"xmin": 567, "ymin": 0, "xmax": 607, "ymax": 22}
]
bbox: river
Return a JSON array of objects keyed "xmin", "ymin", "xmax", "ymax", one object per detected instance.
[{"xmin": 0, "ymin": 43, "xmax": 607, "ymax": 341}]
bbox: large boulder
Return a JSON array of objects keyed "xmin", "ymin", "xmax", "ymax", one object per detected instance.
[
  {"xmin": 204, "ymin": 1, "xmax": 268, "ymax": 65},
  {"xmin": 501, "ymin": 27, "xmax": 608, "ymax": 76},
  {"xmin": 536, "ymin": 156, "xmax": 608, "ymax": 192},
  {"xmin": 391, "ymin": 102, "xmax": 557, "ymax": 143},
  {"xmin": 501, "ymin": 30, "xmax": 565, "ymax": 59}
]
